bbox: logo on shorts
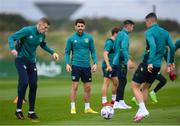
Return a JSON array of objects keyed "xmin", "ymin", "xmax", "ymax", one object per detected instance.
[
  {"xmin": 89, "ymin": 78, "xmax": 91, "ymax": 81},
  {"xmin": 72, "ymin": 76, "xmax": 76, "ymax": 80},
  {"xmin": 109, "ymin": 74, "xmax": 112, "ymax": 78},
  {"xmin": 34, "ymin": 68, "xmax": 37, "ymax": 71},
  {"xmin": 23, "ymin": 65, "xmax": 27, "ymax": 69},
  {"xmin": 140, "ymin": 67, "xmax": 143, "ymax": 71}
]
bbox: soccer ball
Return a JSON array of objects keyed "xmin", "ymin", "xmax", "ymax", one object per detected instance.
[{"xmin": 101, "ymin": 106, "xmax": 114, "ymax": 119}]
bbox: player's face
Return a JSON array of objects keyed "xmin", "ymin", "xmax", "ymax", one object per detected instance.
[
  {"xmin": 75, "ymin": 23, "xmax": 85, "ymax": 35},
  {"xmin": 37, "ymin": 22, "xmax": 49, "ymax": 33},
  {"xmin": 145, "ymin": 19, "xmax": 152, "ymax": 28},
  {"xmin": 127, "ymin": 24, "xmax": 134, "ymax": 32}
]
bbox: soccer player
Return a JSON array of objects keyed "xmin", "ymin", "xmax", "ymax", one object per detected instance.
[
  {"xmin": 149, "ymin": 39, "xmax": 180, "ymax": 102},
  {"xmin": 131, "ymin": 12, "xmax": 175, "ymax": 122},
  {"xmin": 65, "ymin": 19, "xmax": 98, "ymax": 114},
  {"xmin": 112, "ymin": 20, "xmax": 135, "ymax": 109},
  {"xmin": 101, "ymin": 27, "xmax": 119, "ymax": 106},
  {"xmin": 131, "ymin": 72, "xmax": 167, "ymax": 105},
  {"xmin": 8, "ymin": 17, "xmax": 59, "ymax": 120}
]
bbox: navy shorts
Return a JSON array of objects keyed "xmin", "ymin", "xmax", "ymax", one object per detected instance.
[
  {"xmin": 112, "ymin": 64, "xmax": 127, "ymax": 78},
  {"xmin": 102, "ymin": 66, "xmax": 117, "ymax": 78},
  {"xmin": 71, "ymin": 65, "xmax": 92, "ymax": 83},
  {"xmin": 132, "ymin": 63, "xmax": 160, "ymax": 84}
]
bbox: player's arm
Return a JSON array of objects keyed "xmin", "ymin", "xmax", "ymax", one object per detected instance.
[
  {"xmin": 145, "ymin": 32, "xmax": 156, "ymax": 72},
  {"xmin": 8, "ymin": 27, "xmax": 29, "ymax": 56},
  {"xmin": 166, "ymin": 34, "xmax": 175, "ymax": 71},
  {"xmin": 89, "ymin": 37, "xmax": 98, "ymax": 72},
  {"xmin": 40, "ymin": 41, "xmax": 59, "ymax": 61},
  {"xmin": 121, "ymin": 35, "xmax": 129, "ymax": 65},
  {"xmin": 128, "ymin": 55, "xmax": 135, "ymax": 69},
  {"xmin": 112, "ymin": 35, "xmax": 121, "ymax": 66},
  {"xmin": 175, "ymin": 39, "xmax": 180, "ymax": 51},
  {"xmin": 65, "ymin": 37, "xmax": 72, "ymax": 72},
  {"xmin": 103, "ymin": 40, "xmax": 112, "ymax": 71}
]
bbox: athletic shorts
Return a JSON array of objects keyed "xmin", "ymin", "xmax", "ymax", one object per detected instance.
[
  {"xmin": 102, "ymin": 66, "xmax": 117, "ymax": 78},
  {"xmin": 71, "ymin": 65, "xmax": 92, "ymax": 83},
  {"xmin": 113, "ymin": 64, "xmax": 127, "ymax": 78},
  {"xmin": 132, "ymin": 63, "xmax": 160, "ymax": 84}
]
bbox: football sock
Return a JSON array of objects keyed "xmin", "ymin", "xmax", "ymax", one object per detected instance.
[
  {"xmin": 71, "ymin": 102, "xmax": 75, "ymax": 109},
  {"xmin": 85, "ymin": 102, "xmax": 90, "ymax": 109},
  {"xmin": 111, "ymin": 95, "xmax": 116, "ymax": 101},
  {"xmin": 102, "ymin": 97, "xmax": 107, "ymax": 103}
]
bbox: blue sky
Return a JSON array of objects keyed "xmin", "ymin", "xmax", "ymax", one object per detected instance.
[{"xmin": 0, "ymin": 0, "xmax": 180, "ymax": 22}]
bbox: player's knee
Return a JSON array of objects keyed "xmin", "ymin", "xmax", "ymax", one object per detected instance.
[
  {"xmin": 29, "ymin": 84, "xmax": 37, "ymax": 92},
  {"xmin": 161, "ymin": 78, "xmax": 167, "ymax": 85},
  {"xmin": 131, "ymin": 81, "xmax": 138, "ymax": 90},
  {"xmin": 84, "ymin": 84, "xmax": 91, "ymax": 92}
]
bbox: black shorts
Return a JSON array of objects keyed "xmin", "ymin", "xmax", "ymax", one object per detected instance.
[
  {"xmin": 102, "ymin": 66, "xmax": 117, "ymax": 78},
  {"xmin": 132, "ymin": 63, "xmax": 160, "ymax": 84},
  {"xmin": 113, "ymin": 64, "xmax": 127, "ymax": 78},
  {"xmin": 71, "ymin": 65, "xmax": 92, "ymax": 83}
]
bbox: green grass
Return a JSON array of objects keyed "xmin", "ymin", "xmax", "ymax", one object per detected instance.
[{"xmin": 0, "ymin": 75, "xmax": 180, "ymax": 125}]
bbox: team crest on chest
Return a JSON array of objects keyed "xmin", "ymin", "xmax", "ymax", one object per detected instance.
[
  {"xmin": 39, "ymin": 37, "xmax": 43, "ymax": 42},
  {"xmin": 29, "ymin": 35, "xmax": 33, "ymax": 39},
  {"xmin": 74, "ymin": 40, "xmax": 78, "ymax": 43},
  {"xmin": 84, "ymin": 38, "xmax": 89, "ymax": 43}
]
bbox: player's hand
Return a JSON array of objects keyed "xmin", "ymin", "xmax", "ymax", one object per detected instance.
[
  {"xmin": 167, "ymin": 63, "xmax": 175, "ymax": 73},
  {"xmin": 52, "ymin": 52, "xmax": 59, "ymax": 61},
  {"xmin": 147, "ymin": 64, "xmax": 153, "ymax": 73},
  {"xmin": 11, "ymin": 49, "xmax": 18, "ymax": 56},
  {"xmin": 66, "ymin": 64, "xmax": 72, "ymax": 72},
  {"xmin": 106, "ymin": 65, "xmax": 112, "ymax": 72},
  {"xmin": 128, "ymin": 59, "xmax": 135, "ymax": 70},
  {"xmin": 92, "ymin": 64, "xmax": 97, "ymax": 73}
]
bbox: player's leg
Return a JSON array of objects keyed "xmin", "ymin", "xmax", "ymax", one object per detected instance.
[
  {"xmin": 101, "ymin": 67, "xmax": 113, "ymax": 106},
  {"xmin": 131, "ymin": 63, "xmax": 149, "ymax": 122},
  {"xmin": 111, "ymin": 76, "xmax": 118, "ymax": 104},
  {"xmin": 27, "ymin": 63, "xmax": 39, "ymax": 120},
  {"xmin": 141, "ymin": 83, "xmax": 150, "ymax": 102},
  {"xmin": 101, "ymin": 77, "xmax": 111, "ymax": 106},
  {"xmin": 154, "ymin": 73, "xmax": 167, "ymax": 93},
  {"xmin": 82, "ymin": 67, "xmax": 98, "ymax": 114},
  {"xmin": 14, "ymin": 58, "xmax": 29, "ymax": 119},
  {"xmin": 150, "ymin": 73, "xmax": 167, "ymax": 103},
  {"xmin": 114, "ymin": 64, "xmax": 131, "ymax": 109},
  {"xmin": 70, "ymin": 65, "xmax": 80, "ymax": 114},
  {"xmin": 131, "ymin": 81, "xmax": 149, "ymax": 122}
]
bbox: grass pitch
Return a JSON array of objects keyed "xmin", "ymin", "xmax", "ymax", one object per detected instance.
[{"xmin": 0, "ymin": 75, "xmax": 180, "ymax": 125}]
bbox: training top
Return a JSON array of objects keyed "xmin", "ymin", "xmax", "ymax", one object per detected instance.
[
  {"xmin": 102, "ymin": 38, "xmax": 115, "ymax": 68},
  {"xmin": 65, "ymin": 32, "xmax": 97, "ymax": 67},
  {"xmin": 8, "ymin": 25, "xmax": 54, "ymax": 63},
  {"xmin": 175, "ymin": 39, "xmax": 180, "ymax": 51},
  {"xmin": 113, "ymin": 28, "xmax": 129, "ymax": 65},
  {"xmin": 142, "ymin": 24, "xmax": 175, "ymax": 67}
]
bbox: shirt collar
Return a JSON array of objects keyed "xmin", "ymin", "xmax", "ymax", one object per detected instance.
[
  {"xmin": 122, "ymin": 28, "xmax": 129, "ymax": 34},
  {"xmin": 150, "ymin": 23, "xmax": 159, "ymax": 28},
  {"xmin": 75, "ymin": 32, "xmax": 84, "ymax": 36}
]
